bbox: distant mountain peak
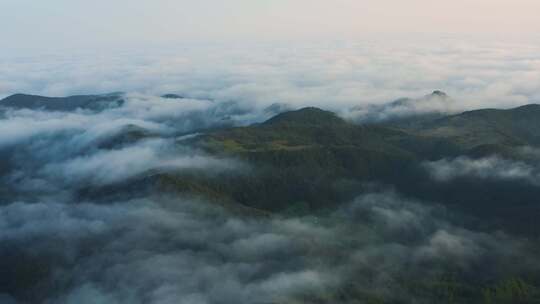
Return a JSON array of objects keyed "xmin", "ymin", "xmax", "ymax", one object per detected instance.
[
  {"xmin": 262, "ymin": 107, "xmax": 346, "ymax": 127},
  {"xmin": 430, "ymin": 90, "xmax": 448, "ymax": 98},
  {"xmin": 512, "ymin": 103, "xmax": 540, "ymax": 112},
  {"xmin": 161, "ymin": 94, "xmax": 184, "ymax": 99}
]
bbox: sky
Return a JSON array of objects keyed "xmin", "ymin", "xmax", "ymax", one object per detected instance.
[
  {"xmin": 1, "ymin": 0, "xmax": 539, "ymax": 52},
  {"xmin": 1, "ymin": 0, "xmax": 539, "ymax": 109}
]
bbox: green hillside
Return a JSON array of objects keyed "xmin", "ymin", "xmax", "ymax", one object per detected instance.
[
  {"xmin": 410, "ymin": 104, "xmax": 540, "ymax": 149},
  {"xmin": 143, "ymin": 105, "xmax": 540, "ymax": 235}
]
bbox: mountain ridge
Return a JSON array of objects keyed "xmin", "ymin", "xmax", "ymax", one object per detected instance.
[{"xmin": 0, "ymin": 92, "xmax": 125, "ymax": 111}]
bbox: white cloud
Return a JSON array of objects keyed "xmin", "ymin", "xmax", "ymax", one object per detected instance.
[
  {"xmin": 40, "ymin": 139, "xmax": 241, "ymax": 186},
  {"xmin": 2, "ymin": 39, "xmax": 539, "ymax": 116},
  {"xmin": 424, "ymin": 156, "xmax": 540, "ymax": 184}
]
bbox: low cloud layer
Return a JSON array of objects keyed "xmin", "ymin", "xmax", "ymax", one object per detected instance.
[
  {"xmin": 1, "ymin": 191, "xmax": 536, "ymax": 304},
  {"xmin": 39, "ymin": 138, "xmax": 241, "ymax": 187},
  {"xmin": 0, "ymin": 95, "xmax": 248, "ymax": 203},
  {"xmin": 424, "ymin": 156, "xmax": 540, "ymax": 185},
  {"xmin": 345, "ymin": 90, "xmax": 457, "ymax": 122}
]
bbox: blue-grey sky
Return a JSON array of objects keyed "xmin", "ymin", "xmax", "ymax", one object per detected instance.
[{"xmin": 2, "ymin": 0, "xmax": 539, "ymax": 52}]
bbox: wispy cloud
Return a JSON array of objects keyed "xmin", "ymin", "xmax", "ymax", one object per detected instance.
[{"xmin": 424, "ymin": 156, "xmax": 540, "ymax": 184}]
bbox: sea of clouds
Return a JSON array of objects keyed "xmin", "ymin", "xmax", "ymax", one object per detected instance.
[
  {"xmin": 0, "ymin": 88, "xmax": 538, "ymax": 303},
  {"xmin": 1, "ymin": 38, "xmax": 539, "ymax": 114},
  {"xmin": 1, "ymin": 37, "xmax": 540, "ymax": 303}
]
